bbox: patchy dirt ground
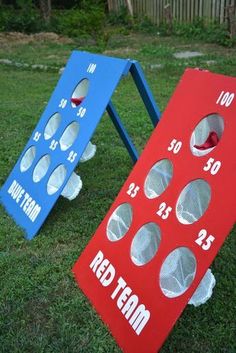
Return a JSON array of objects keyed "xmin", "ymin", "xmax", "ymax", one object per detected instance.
[{"xmin": 0, "ymin": 32, "xmax": 73, "ymax": 45}]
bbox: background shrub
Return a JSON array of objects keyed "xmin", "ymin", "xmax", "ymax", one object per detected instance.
[{"xmin": 52, "ymin": 5, "xmax": 105, "ymax": 39}]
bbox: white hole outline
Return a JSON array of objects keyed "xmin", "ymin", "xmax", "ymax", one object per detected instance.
[
  {"xmin": 47, "ymin": 164, "xmax": 67, "ymax": 195},
  {"xmin": 159, "ymin": 246, "xmax": 197, "ymax": 298},
  {"xmin": 106, "ymin": 203, "xmax": 133, "ymax": 242},
  {"xmin": 20, "ymin": 146, "xmax": 36, "ymax": 173},
  {"xmin": 44, "ymin": 112, "xmax": 61, "ymax": 140},
  {"xmin": 176, "ymin": 178, "xmax": 211, "ymax": 225},
  {"xmin": 59, "ymin": 121, "xmax": 79, "ymax": 151},
  {"xmin": 32, "ymin": 154, "xmax": 51, "ymax": 183},
  {"xmin": 144, "ymin": 158, "xmax": 173, "ymax": 199},
  {"xmin": 71, "ymin": 78, "xmax": 89, "ymax": 108},
  {"xmin": 190, "ymin": 113, "xmax": 224, "ymax": 157},
  {"xmin": 130, "ymin": 222, "xmax": 161, "ymax": 266}
]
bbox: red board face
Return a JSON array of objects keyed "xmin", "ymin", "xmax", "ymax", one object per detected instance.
[{"xmin": 72, "ymin": 69, "xmax": 236, "ymax": 353}]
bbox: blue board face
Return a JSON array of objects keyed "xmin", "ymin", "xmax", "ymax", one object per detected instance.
[{"xmin": 0, "ymin": 51, "xmax": 131, "ymax": 239}]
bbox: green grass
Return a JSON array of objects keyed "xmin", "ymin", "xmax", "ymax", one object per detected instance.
[{"xmin": 0, "ymin": 32, "xmax": 235, "ymax": 353}]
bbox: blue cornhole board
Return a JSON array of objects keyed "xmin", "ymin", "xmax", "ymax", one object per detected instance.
[{"xmin": 0, "ymin": 51, "xmax": 160, "ymax": 239}]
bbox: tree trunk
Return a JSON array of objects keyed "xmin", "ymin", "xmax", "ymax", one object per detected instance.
[
  {"xmin": 107, "ymin": 0, "xmax": 113, "ymax": 12},
  {"xmin": 164, "ymin": 4, "xmax": 173, "ymax": 35},
  {"xmin": 125, "ymin": 0, "xmax": 133, "ymax": 17},
  {"xmin": 39, "ymin": 0, "xmax": 52, "ymax": 24},
  {"xmin": 226, "ymin": 5, "xmax": 236, "ymax": 39}
]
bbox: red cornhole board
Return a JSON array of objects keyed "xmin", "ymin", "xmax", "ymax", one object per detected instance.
[{"xmin": 73, "ymin": 69, "xmax": 236, "ymax": 353}]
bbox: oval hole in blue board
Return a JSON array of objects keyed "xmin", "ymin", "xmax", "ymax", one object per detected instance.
[
  {"xmin": 47, "ymin": 164, "xmax": 67, "ymax": 195},
  {"xmin": 20, "ymin": 146, "xmax": 36, "ymax": 173},
  {"xmin": 44, "ymin": 112, "xmax": 61, "ymax": 140},
  {"xmin": 59, "ymin": 121, "xmax": 79, "ymax": 151},
  {"xmin": 71, "ymin": 78, "xmax": 89, "ymax": 108},
  {"xmin": 33, "ymin": 154, "xmax": 51, "ymax": 183}
]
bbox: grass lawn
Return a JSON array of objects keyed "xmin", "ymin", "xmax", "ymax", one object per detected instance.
[{"xmin": 0, "ymin": 32, "xmax": 235, "ymax": 353}]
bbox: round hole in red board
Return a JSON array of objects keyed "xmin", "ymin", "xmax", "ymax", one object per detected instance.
[
  {"xmin": 190, "ymin": 114, "xmax": 224, "ymax": 157},
  {"xmin": 144, "ymin": 159, "xmax": 173, "ymax": 199},
  {"xmin": 71, "ymin": 78, "xmax": 89, "ymax": 108},
  {"xmin": 130, "ymin": 222, "xmax": 161, "ymax": 266},
  {"xmin": 176, "ymin": 179, "xmax": 211, "ymax": 225},
  {"xmin": 159, "ymin": 247, "xmax": 197, "ymax": 298},
  {"xmin": 107, "ymin": 203, "xmax": 133, "ymax": 242},
  {"xmin": 20, "ymin": 146, "xmax": 36, "ymax": 173}
]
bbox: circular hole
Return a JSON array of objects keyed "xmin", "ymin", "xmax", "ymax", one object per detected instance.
[
  {"xmin": 190, "ymin": 114, "xmax": 224, "ymax": 157},
  {"xmin": 130, "ymin": 222, "xmax": 161, "ymax": 266},
  {"xmin": 80, "ymin": 141, "xmax": 96, "ymax": 163},
  {"xmin": 71, "ymin": 78, "xmax": 89, "ymax": 107},
  {"xmin": 33, "ymin": 154, "xmax": 51, "ymax": 183},
  {"xmin": 61, "ymin": 172, "xmax": 82, "ymax": 200},
  {"xmin": 144, "ymin": 159, "xmax": 173, "ymax": 199},
  {"xmin": 44, "ymin": 112, "xmax": 61, "ymax": 140},
  {"xmin": 107, "ymin": 203, "xmax": 133, "ymax": 242},
  {"xmin": 47, "ymin": 164, "xmax": 67, "ymax": 195},
  {"xmin": 159, "ymin": 247, "xmax": 197, "ymax": 298},
  {"xmin": 59, "ymin": 121, "xmax": 79, "ymax": 151},
  {"xmin": 20, "ymin": 146, "xmax": 36, "ymax": 172},
  {"xmin": 176, "ymin": 179, "xmax": 211, "ymax": 224}
]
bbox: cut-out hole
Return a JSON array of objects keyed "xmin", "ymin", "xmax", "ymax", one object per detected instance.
[
  {"xmin": 61, "ymin": 172, "xmax": 82, "ymax": 201},
  {"xmin": 71, "ymin": 78, "xmax": 89, "ymax": 107},
  {"xmin": 144, "ymin": 159, "xmax": 173, "ymax": 199},
  {"xmin": 189, "ymin": 268, "xmax": 216, "ymax": 307},
  {"xmin": 131, "ymin": 222, "xmax": 161, "ymax": 266},
  {"xmin": 47, "ymin": 164, "xmax": 67, "ymax": 195},
  {"xmin": 59, "ymin": 121, "xmax": 79, "ymax": 151},
  {"xmin": 33, "ymin": 154, "xmax": 50, "ymax": 183},
  {"xmin": 176, "ymin": 179, "xmax": 211, "ymax": 224},
  {"xmin": 107, "ymin": 203, "xmax": 133, "ymax": 241},
  {"xmin": 160, "ymin": 247, "xmax": 197, "ymax": 298},
  {"xmin": 190, "ymin": 114, "xmax": 224, "ymax": 156},
  {"xmin": 20, "ymin": 146, "xmax": 36, "ymax": 172},
  {"xmin": 44, "ymin": 112, "xmax": 61, "ymax": 140},
  {"xmin": 80, "ymin": 141, "xmax": 96, "ymax": 163}
]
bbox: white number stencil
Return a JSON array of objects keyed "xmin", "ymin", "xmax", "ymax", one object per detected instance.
[
  {"xmin": 77, "ymin": 107, "xmax": 87, "ymax": 118},
  {"xmin": 49, "ymin": 139, "xmax": 58, "ymax": 151},
  {"xmin": 59, "ymin": 98, "xmax": 67, "ymax": 109},
  {"xmin": 195, "ymin": 229, "xmax": 215, "ymax": 250},
  {"xmin": 168, "ymin": 139, "xmax": 182, "ymax": 154},
  {"xmin": 216, "ymin": 91, "xmax": 234, "ymax": 107},
  {"xmin": 67, "ymin": 150, "xmax": 77, "ymax": 163},
  {"xmin": 33, "ymin": 131, "xmax": 41, "ymax": 142},
  {"xmin": 156, "ymin": 202, "xmax": 172, "ymax": 220},
  {"xmin": 87, "ymin": 63, "xmax": 97, "ymax": 74},
  {"xmin": 127, "ymin": 183, "xmax": 140, "ymax": 198},
  {"xmin": 203, "ymin": 157, "xmax": 221, "ymax": 175}
]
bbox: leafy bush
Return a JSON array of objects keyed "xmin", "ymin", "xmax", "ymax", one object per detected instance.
[
  {"xmin": 52, "ymin": 5, "xmax": 105, "ymax": 39},
  {"xmin": 0, "ymin": 0, "xmax": 234, "ymax": 47},
  {"xmin": 156, "ymin": 17, "xmax": 234, "ymax": 47},
  {"xmin": 0, "ymin": 5, "xmax": 44, "ymax": 33},
  {"xmin": 0, "ymin": 0, "xmax": 106, "ymax": 39},
  {"xmin": 107, "ymin": 6, "xmax": 132, "ymax": 27},
  {"xmin": 204, "ymin": 21, "xmax": 235, "ymax": 47},
  {"xmin": 134, "ymin": 15, "xmax": 158, "ymax": 34}
]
